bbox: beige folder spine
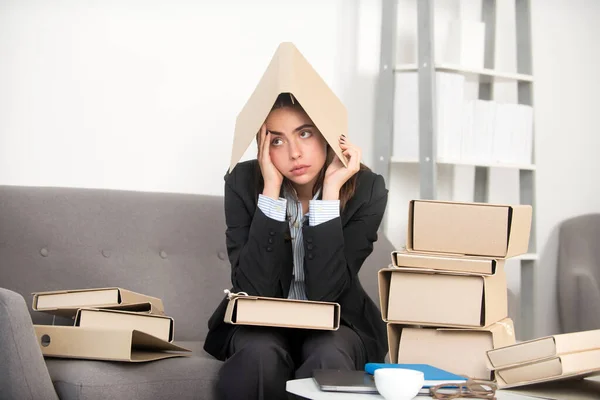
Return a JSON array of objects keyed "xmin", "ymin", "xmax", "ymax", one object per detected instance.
[
  {"xmin": 225, "ymin": 297, "xmax": 340, "ymax": 330},
  {"xmin": 496, "ymin": 349, "xmax": 600, "ymax": 387},
  {"xmin": 76, "ymin": 308, "xmax": 173, "ymax": 342},
  {"xmin": 34, "ymin": 325, "xmax": 134, "ymax": 361},
  {"xmin": 488, "ymin": 329, "xmax": 600, "ymax": 369}
]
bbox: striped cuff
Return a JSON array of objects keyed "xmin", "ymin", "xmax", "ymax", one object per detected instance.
[
  {"xmin": 257, "ymin": 194, "xmax": 287, "ymax": 222},
  {"xmin": 309, "ymin": 200, "xmax": 340, "ymax": 226}
]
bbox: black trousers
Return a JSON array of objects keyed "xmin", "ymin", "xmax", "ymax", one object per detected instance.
[{"xmin": 216, "ymin": 324, "xmax": 367, "ymax": 400}]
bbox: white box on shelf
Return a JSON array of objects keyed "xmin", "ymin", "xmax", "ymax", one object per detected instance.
[
  {"xmin": 491, "ymin": 103, "xmax": 534, "ymax": 165},
  {"xmin": 492, "ymin": 103, "xmax": 515, "ymax": 165},
  {"xmin": 461, "ymin": 100, "xmax": 495, "ymax": 164},
  {"xmin": 393, "ymin": 72, "xmax": 465, "ymax": 161}
]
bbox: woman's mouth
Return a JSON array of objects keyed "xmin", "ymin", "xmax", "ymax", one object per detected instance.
[{"xmin": 290, "ymin": 165, "xmax": 310, "ymax": 176}]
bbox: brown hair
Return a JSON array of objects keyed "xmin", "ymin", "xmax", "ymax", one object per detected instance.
[{"xmin": 257, "ymin": 92, "xmax": 369, "ymax": 211}]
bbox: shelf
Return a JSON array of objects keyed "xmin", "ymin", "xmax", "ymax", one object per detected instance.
[
  {"xmin": 515, "ymin": 253, "xmax": 538, "ymax": 261},
  {"xmin": 394, "ymin": 63, "xmax": 534, "ymax": 83},
  {"xmin": 391, "ymin": 157, "xmax": 537, "ymax": 171}
]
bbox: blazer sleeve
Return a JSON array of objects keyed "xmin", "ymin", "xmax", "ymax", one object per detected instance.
[
  {"xmin": 224, "ymin": 174, "xmax": 288, "ymax": 297},
  {"xmin": 301, "ymin": 174, "xmax": 388, "ymax": 302}
]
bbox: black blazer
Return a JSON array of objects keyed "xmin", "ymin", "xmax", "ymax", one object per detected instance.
[{"xmin": 203, "ymin": 160, "xmax": 388, "ymax": 363}]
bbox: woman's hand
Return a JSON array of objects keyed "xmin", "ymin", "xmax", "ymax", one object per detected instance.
[
  {"xmin": 323, "ymin": 135, "xmax": 361, "ymax": 200},
  {"xmin": 257, "ymin": 123, "xmax": 283, "ymax": 199}
]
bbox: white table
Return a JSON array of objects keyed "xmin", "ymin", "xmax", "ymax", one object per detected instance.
[{"xmin": 286, "ymin": 378, "xmax": 541, "ymax": 400}]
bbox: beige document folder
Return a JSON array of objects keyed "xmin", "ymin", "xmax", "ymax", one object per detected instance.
[
  {"xmin": 495, "ymin": 349, "xmax": 600, "ymax": 388},
  {"xmin": 487, "ymin": 329, "xmax": 600, "ymax": 369},
  {"xmin": 75, "ymin": 308, "xmax": 174, "ymax": 343},
  {"xmin": 387, "ymin": 319, "xmax": 515, "ymax": 380},
  {"xmin": 230, "ymin": 42, "xmax": 348, "ymax": 173},
  {"xmin": 32, "ymin": 287, "xmax": 165, "ymax": 317},
  {"xmin": 34, "ymin": 325, "xmax": 190, "ymax": 362},
  {"xmin": 391, "ymin": 250, "xmax": 500, "ymax": 275},
  {"xmin": 224, "ymin": 296, "xmax": 340, "ymax": 330},
  {"xmin": 378, "ymin": 265, "xmax": 507, "ymax": 328},
  {"xmin": 406, "ymin": 200, "xmax": 532, "ymax": 258}
]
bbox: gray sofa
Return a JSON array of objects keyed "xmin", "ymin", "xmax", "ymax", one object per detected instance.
[{"xmin": 0, "ymin": 185, "xmax": 395, "ymax": 400}]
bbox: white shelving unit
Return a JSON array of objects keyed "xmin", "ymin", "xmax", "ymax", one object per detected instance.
[{"xmin": 373, "ymin": 0, "xmax": 537, "ymax": 340}]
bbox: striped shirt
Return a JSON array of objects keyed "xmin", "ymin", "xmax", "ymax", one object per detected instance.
[{"xmin": 257, "ymin": 189, "xmax": 340, "ymax": 300}]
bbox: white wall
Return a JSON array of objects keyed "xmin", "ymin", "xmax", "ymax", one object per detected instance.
[
  {"xmin": 1, "ymin": 0, "xmax": 599, "ymax": 337},
  {"xmin": 0, "ymin": 0, "xmax": 381, "ymax": 195},
  {"xmin": 530, "ymin": 0, "xmax": 600, "ymax": 336}
]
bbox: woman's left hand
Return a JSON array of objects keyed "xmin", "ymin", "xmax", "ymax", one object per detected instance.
[{"xmin": 323, "ymin": 135, "xmax": 361, "ymax": 200}]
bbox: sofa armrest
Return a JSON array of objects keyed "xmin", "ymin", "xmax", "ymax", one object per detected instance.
[
  {"xmin": 0, "ymin": 288, "xmax": 58, "ymax": 400},
  {"xmin": 576, "ymin": 271, "xmax": 600, "ymax": 331}
]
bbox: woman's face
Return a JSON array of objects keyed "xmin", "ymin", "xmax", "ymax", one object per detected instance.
[{"xmin": 264, "ymin": 106, "xmax": 327, "ymax": 190}]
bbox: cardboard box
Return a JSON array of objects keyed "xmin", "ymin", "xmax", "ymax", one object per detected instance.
[
  {"xmin": 378, "ymin": 265, "xmax": 507, "ymax": 328},
  {"xmin": 391, "ymin": 250, "xmax": 501, "ymax": 275},
  {"xmin": 387, "ymin": 319, "xmax": 515, "ymax": 380},
  {"xmin": 407, "ymin": 200, "xmax": 532, "ymax": 258},
  {"xmin": 224, "ymin": 296, "xmax": 340, "ymax": 330},
  {"xmin": 487, "ymin": 329, "xmax": 600, "ymax": 370},
  {"xmin": 32, "ymin": 287, "xmax": 165, "ymax": 317},
  {"xmin": 34, "ymin": 325, "xmax": 190, "ymax": 362},
  {"xmin": 230, "ymin": 42, "xmax": 348, "ymax": 172},
  {"xmin": 74, "ymin": 308, "xmax": 174, "ymax": 343},
  {"xmin": 494, "ymin": 349, "xmax": 600, "ymax": 388}
]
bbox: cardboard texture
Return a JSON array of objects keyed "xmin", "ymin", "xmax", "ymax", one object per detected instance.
[
  {"xmin": 387, "ymin": 319, "xmax": 515, "ymax": 380},
  {"xmin": 487, "ymin": 328, "xmax": 600, "ymax": 370},
  {"xmin": 229, "ymin": 42, "xmax": 348, "ymax": 172},
  {"xmin": 391, "ymin": 250, "xmax": 500, "ymax": 275},
  {"xmin": 75, "ymin": 308, "xmax": 174, "ymax": 343},
  {"xmin": 224, "ymin": 296, "xmax": 340, "ymax": 330},
  {"xmin": 33, "ymin": 325, "xmax": 190, "ymax": 362},
  {"xmin": 406, "ymin": 200, "xmax": 532, "ymax": 258},
  {"xmin": 495, "ymin": 349, "xmax": 600, "ymax": 388},
  {"xmin": 378, "ymin": 265, "xmax": 507, "ymax": 328},
  {"xmin": 32, "ymin": 287, "xmax": 165, "ymax": 317}
]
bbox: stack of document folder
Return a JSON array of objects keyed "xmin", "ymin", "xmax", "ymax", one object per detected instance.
[{"xmin": 31, "ymin": 287, "xmax": 190, "ymax": 362}]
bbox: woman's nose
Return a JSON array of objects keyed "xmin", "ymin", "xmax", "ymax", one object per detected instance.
[{"xmin": 289, "ymin": 140, "xmax": 301, "ymax": 160}]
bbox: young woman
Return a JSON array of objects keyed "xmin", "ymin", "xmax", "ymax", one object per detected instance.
[{"xmin": 204, "ymin": 93, "xmax": 388, "ymax": 400}]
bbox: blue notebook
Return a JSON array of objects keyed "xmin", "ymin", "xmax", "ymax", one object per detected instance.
[{"xmin": 364, "ymin": 363, "xmax": 467, "ymax": 388}]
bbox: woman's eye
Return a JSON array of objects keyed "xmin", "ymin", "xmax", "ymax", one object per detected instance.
[
  {"xmin": 271, "ymin": 137, "xmax": 283, "ymax": 146},
  {"xmin": 300, "ymin": 130, "xmax": 313, "ymax": 139}
]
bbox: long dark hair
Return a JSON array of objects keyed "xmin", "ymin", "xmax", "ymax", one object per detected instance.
[{"xmin": 256, "ymin": 92, "xmax": 369, "ymax": 211}]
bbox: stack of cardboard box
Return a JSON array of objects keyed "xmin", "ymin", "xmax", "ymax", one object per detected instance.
[
  {"xmin": 31, "ymin": 287, "xmax": 190, "ymax": 362},
  {"xmin": 378, "ymin": 200, "xmax": 532, "ymax": 380}
]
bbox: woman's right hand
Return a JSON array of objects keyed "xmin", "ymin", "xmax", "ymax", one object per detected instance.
[{"xmin": 257, "ymin": 123, "xmax": 283, "ymax": 199}]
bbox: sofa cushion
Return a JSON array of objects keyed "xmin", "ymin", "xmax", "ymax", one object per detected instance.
[
  {"xmin": 46, "ymin": 342, "xmax": 221, "ymax": 400},
  {"xmin": 0, "ymin": 186, "xmax": 231, "ymax": 341}
]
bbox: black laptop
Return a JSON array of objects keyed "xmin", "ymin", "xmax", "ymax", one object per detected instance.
[{"xmin": 312, "ymin": 369, "xmax": 378, "ymax": 393}]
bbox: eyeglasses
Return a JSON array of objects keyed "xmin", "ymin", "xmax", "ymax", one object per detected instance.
[{"xmin": 429, "ymin": 379, "xmax": 498, "ymax": 399}]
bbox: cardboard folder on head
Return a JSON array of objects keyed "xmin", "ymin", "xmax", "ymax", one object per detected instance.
[
  {"xmin": 224, "ymin": 293, "xmax": 340, "ymax": 331},
  {"xmin": 34, "ymin": 325, "xmax": 190, "ymax": 362},
  {"xmin": 32, "ymin": 287, "xmax": 165, "ymax": 318},
  {"xmin": 229, "ymin": 42, "xmax": 348, "ymax": 173}
]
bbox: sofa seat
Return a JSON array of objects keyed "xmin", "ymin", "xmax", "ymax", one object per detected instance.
[{"xmin": 46, "ymin": 341, "xmax": 221, "ymax": 400}]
